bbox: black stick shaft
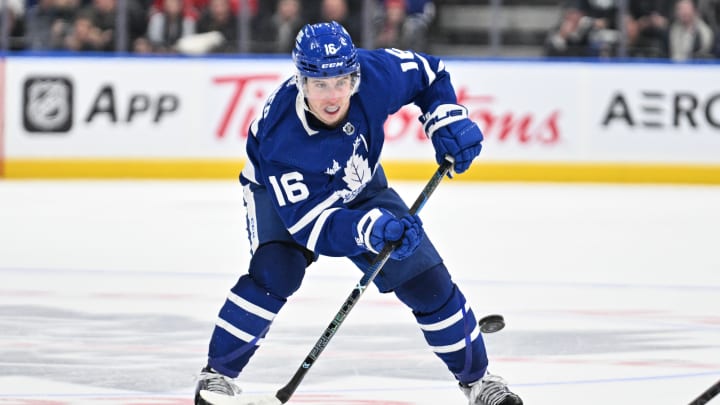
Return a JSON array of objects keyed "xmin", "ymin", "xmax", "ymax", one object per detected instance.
[
  {"xmin": 275, "ymin": 159, "xmax": 454, "ymax": 403},
  {"xmin": 689, "ymin": 379, "xmax": 720, "ymax": 405}
]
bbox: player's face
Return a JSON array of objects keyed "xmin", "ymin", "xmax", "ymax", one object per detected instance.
[{"xmin": 304, "ymin": 75, "xmax": 353, "ymax": 127}]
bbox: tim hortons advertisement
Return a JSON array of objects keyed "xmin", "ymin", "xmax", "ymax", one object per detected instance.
[
  {"xmin": 208, "ymin": 60, "xmax": 579, "ymax": 162},
  {"xmin": 3, "ymin": 56, "xmax": 719, "ymax": 165}
]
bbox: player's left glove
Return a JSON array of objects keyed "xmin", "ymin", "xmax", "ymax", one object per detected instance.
[
  {"xmin": 357, "ymin": 208, "xmax": 424, "ymax": 260},
  {"xmin": 420, "ymin": 104, "xmax": 483, "ymax": 174}
]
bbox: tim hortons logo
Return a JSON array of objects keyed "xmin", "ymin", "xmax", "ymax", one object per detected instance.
[
  {"xmin": 213, "ymin": 77, "xmax": 562, "ymax": 145},
  {"xmin": 213, "ymin": 74, "xmax": 282, "ymax": 139},
  {"xmin": 384, "ymin": 88, "xmax": 562, "ymax": 145}
]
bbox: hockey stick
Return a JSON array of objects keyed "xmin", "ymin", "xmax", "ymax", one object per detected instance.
[
  {"xmin": 202, "ymin": 157, "xmax": 454, "ymax": 405},
  {"xmin": 689, "ymin": 379, "xmax": 720, "ymax": 405}
]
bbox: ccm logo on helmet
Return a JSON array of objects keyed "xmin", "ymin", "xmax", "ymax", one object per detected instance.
[{"xmin": 321, "ymin": 62, "xmax": 345, "ymax": 68}]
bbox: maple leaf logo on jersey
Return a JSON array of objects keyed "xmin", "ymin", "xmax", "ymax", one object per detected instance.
[{"xmin": 335, "ymin": 136, "xmax": 372, "ymax": 203}]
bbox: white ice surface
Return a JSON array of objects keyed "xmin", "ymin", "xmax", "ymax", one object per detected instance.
[{"xmin": 1, "ymin": 180, "xmax": 718, "ymax": 404}]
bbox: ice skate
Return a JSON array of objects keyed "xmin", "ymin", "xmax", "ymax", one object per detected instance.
[
  {"xmin": 460, "ymin": 372, "xmax": 523, "ymax": 405},
  {"xmin": 195, "ymin": 366, "xmax": 242, "ymax": 405}
]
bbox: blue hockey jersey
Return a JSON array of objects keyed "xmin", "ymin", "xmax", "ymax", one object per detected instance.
[{"xmin": 240, "ymin": 48, "xmax": 458, "ymax": 258}]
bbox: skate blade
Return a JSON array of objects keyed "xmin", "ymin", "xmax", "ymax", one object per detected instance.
[{"xmin": 200, "ymin": 390, "xmax": 282, "ymax": 405}]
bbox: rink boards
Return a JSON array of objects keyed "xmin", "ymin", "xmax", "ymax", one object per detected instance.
[{"xmin": 1, "ymin": 55, "xmax": 719, "ymax": 184}]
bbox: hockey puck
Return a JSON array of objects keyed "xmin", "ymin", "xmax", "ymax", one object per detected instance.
[{"xmin": 478, "ymin": 314, "xmax": 505, "ymax": 333}]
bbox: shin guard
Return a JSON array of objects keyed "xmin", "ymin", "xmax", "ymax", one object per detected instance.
[
  {"xmin": 415, "ymin": 285, "xmax": 488, "ymax": 384},
  {"xmin": 206, "ymin": 242, "xmax": 307, "ymax": 377},
  {"xmin": 206, "ymin": 274, "xmax": 284, "ymax": 377}
]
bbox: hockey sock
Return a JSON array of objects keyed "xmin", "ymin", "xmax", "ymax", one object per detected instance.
[
  {"xmin": 416, "ymin": 285, "xmax": 488, "ymax": 384},
  {"xmin": 395, "ymin": 265, "xmax": 488, "ymax": 384},
  {"xmin": 206, "ymin": 274, "xmax": 284, "ymax": 377},
  {"xmin": 207, "ymin": 243, "xmax": 307, "ymax": 377}
]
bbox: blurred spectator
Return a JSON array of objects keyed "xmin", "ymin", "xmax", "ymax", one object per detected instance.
[
  {"xmin": 83, "ymin": 0, "xmax": 147, "ymax": 51},
  {"xmin": 400, "ymin": 0, "xmax": 435, "ymax": 50},
  {"xmin": 150, "ymin": 0, "xmax": 256, "ymax": 21},
  {"xmin": 374, "ymin": 0, "xmax": 406, "ymax": 49},
  {"xmin": 133, "ymin": 35, "xmax": 153, "ymax": 52},
  {"xmin": 1, "ymin": 0, "xmax": 26, "ymax": 50},
  {"xmin": 374, "ymin": 0, "xmax": 435, "ymax": 51},
  {"xmin": 25, "ymin": 0, "xmax": 56, "ymax": 50},
  {"xmin": 253, "ymin": 0, "xmax": 303, "ymax": 53},
  {"xmin": 195, "ymin": 0, "xmax": 238, "ymax": 52},
  {"xmin": 579, "ymin": 0, "xmax": 620, "ymax": 28},
  {"xmin": 699, "ymin": 0, "xmax": 720, "ymax": 28},
  {"xmin": 26, "ymin": 0, "xmax": 81, "ymax": 50},
  {"xmin": 147, "ymin": 0, "xmax": 196, "ymax": 52},
  {"xmin": 63, "ymin": 10, "xmax": 105, "ymax": 50},
  {"xmin": 666, "ymin": 0, "xmax": 714, "ymax": 60},
  {"xmin": 86, "ymin": 0, "xmax": 118, "ymax": 51},
  {"xmin": 577, "ymin": 0, "xmax": 624, "ymax": 56},
  {"xmin": 628, "ymin": 0, "xmax": 671, "ymax": 57},
  {"xmin": 300, "ymin": 0, "xmax": 323, "ymax": 25},
  {"xmin": 48, "ymin": 0, "xmax": 83, "ymax": 50},
  {"xmin": 697, "ymin": 0, "xmax": 720, "ymax": 56},
  {"xmin": 254, "ymin": 0, "xmax": 276, "ymax": 20},
  {"xmin": 544, "ymin": 3, "xmax": 595, "ymax": 56},
  {"xmin": 319, "ymin": 0, "xmax": 361, "ymax": 41}
]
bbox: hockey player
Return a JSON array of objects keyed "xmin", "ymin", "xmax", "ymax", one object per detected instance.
[{"xmin": 195, "ymin": 21, "xmax": 523, "ymax": 405}]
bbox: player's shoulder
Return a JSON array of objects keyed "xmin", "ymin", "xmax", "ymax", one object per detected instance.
[
  {"xmin": 357, "ymin": 48, "xmax": 432, "ymax": 81},
  {"xmin": 357, "ymin": 48, "xmax": 395, "ymax": 75},
  {"xmin": 265, "ymin": 76, "xmax": 297, "ymax": 115},
  {"xmin": 355, "ymin": 48, "xmax": 405, "ymax": 94},
  {"xmin": 256, "ymin": 77, "xmax": 298, "ymax": 134}
]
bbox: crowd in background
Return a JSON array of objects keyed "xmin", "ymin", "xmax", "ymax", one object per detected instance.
[
  {"xmin": 0, "ymin": 0, "xmax": 436, "ymax": 54},
  {"xmin": 545, "ymin": 0, "xmax": 720, "ymax": 61},
  {"xmin": 1, "ymin": 0, "xmax": 719, "ymax": 61}
]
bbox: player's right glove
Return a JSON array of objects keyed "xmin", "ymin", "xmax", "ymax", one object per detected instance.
[
  {"xmin": 420, "ymin": 103, "xmax": 483, "ymax": 174},
  {"xmin": 357, "ymin": 208, "xmax": 424, "ymax": 260}
]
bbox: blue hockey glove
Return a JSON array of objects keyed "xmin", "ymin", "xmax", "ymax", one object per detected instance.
[
  {"xmin": 420, "ymin": 104, "xmax": 483, "ymax": 174},
  {"xmin": 358, "ymin": 208, "xmax": 424, "ymax": 260}
]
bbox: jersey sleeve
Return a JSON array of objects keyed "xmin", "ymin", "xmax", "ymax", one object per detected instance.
[{"xmin": 360, "ymin": 48, "xmax": 459, "ymax": 116}]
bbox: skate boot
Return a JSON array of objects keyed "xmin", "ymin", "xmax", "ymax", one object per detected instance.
[
  {"xmin": 460, "ymin": 372, "xmax": 523, "ymax": 405},
  {"xmin": 194, "ymin": 366, "xmax": 242, "ymax": 405}
]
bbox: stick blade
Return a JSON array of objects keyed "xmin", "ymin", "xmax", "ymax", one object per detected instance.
[{"xmin": 200, "ymin": 390, "xmax": 282, "ymax": 405}]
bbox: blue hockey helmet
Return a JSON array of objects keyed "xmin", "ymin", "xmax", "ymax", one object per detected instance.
[{"xmin": 292, "ymin": 21, "xmax": 360, "ymax": 79}]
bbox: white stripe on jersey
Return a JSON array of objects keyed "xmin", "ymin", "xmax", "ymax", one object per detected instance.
[
  {"xmin": 243, "ymin": 184, "xmax": 259, "ymax": 252},
  {"xmin": 307, "ymin": 207, "xmax": 340, "ymax": 252},
  {"xmin": 288, "ymin": 193, "xmax": 341, "ymax": 235},
  {"xmin": 241, "ymin": 161, "xmax": 257, "ymax": 184},
  {"xmin": 295, "ymin": 92, "xmax": 319, "ymax": 136},
  {"xmin": 415, "ymin": 53, "xmax": 436, "ymax": 86},
  {"xmin": 418, "ymin": 303, "xmax": 472, "ymax": 332},
  {"xmin": 430, "ymin": 322, "xmax": 480, "ymax": 354},
  {"xmin": 250, "ymin": 118, "xmax": 259, "ymax": 137},
  {"xmin": 216, "ymin": 318, "xmax": 264, "ymax": 345},
  {"xmin": 227, "ymin": 291, "xmax": 277, "ymax": 321}
]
